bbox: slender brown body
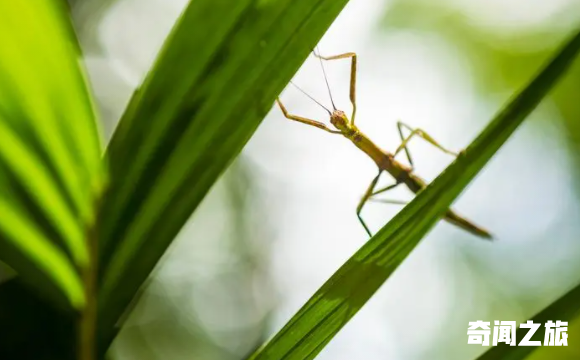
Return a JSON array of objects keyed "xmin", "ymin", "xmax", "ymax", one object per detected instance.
[
  {"xmin": 276, "ymin": 50, "xmax": 491, "ymax": 239},
  {"xmin": 332, "ymin": 111, "xmax": 492, "ymax": 239}
]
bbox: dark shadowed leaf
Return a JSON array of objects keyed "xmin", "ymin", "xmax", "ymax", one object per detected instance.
[{"xmin": 97, "ymin": 0, "xmax": 352, "ymax": 346}]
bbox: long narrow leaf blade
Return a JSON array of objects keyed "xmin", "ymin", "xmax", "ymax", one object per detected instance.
[
  {"xmin": 0, "ymin": 2, "xmax": 104, "ymax": 309},
  {"xmin": 98, "ymin": 0, "xmax": 351, "ymax": 344},
  {"xmin": 248, "ymin": 28, "xmax": 580, "ymax": 360}
]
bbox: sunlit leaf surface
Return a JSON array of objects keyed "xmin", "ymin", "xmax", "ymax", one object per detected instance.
[{"xmin": 0, "ymin": 2, "xmax": 104, "ymax": 309}]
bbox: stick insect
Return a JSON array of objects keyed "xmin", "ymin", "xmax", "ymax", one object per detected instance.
[{"xmin": 276, "ymin": 51, "xmax": 492, "ymax": 239}]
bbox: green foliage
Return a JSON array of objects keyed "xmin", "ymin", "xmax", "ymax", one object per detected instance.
[
  {"xmin": 0, "ymin": 1, "xmax": 104, "ymax": 310},
  {"xmin": 0, "ymin": 1, "xmax": 579, "ymax": 359},
  {"xmin": 0, "ymin": 0, "xmax": 351, "ymax": 358},
  {"xmin": 96, "ymin": 0, "xmax": 351, "ymax": 346},
  {"xmin": 381, "ymin": 2, "xmax": 580, "ymax": 357}
]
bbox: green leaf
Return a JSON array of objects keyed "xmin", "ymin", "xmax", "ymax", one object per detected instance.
[
  {"xmin": 97, "ymin": 0, "xmax": 351, "ymax": 344},
  {"xmin": 247, "ymin": 28, "xmax": 580, "ymax": 360},
  {"xmin": 476, "ymin": 282, "xmax": 580, "ymax": 360},
  {"xmin": 0, "ymin": 2, "xmax": 104, "ymax": 309}
]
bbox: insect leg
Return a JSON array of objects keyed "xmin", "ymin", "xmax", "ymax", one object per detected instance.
[
  {"xmin": 371, "ymin": 181, "xmax": 402, "ymax": 196},
  {"xmin": 276, "ymin": 98, "xmax": 341, "ymax": 134},
  {"xmin": 356, "ymin": 170, "xmax": 382, "ymax": 237},
  {"xmin": 314, "ymin": 52, "xmax": 357, "ymax": 125},
  {"xmin": 394, "ymin": 121, "xmax": 458, "ymax": 159},
  {"xmin": 396, "ymin": 121, "xmax": 415, "ymax": 170},
  {"xmin": 369, "ymin": 182, "xmax": 406, "ymax": 219},
  {"xmin": 369, "ymin": 198, "xmax": 408, "ymax": 205}
]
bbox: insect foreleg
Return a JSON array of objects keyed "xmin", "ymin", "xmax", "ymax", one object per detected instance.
[
  {"xmin": 314, "ymin": 51, "xmax": 358, "ymax": 125},
  {"xmin": 276, "ymin": 98, "xmax": 341, "ymax": 134}
]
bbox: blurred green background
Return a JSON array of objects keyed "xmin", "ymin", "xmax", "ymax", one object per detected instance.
[{"xmin": 71, "ymin": 0, "xmax": 580, "ymax": 359}]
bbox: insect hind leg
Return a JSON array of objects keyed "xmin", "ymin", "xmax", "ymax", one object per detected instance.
[{"xmin": 394, "ymin": 121, "xmax": 458, "ymax": 167}]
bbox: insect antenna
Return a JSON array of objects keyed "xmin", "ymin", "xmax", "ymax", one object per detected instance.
[
  {"xmin": 289, "ymin": 81, "xmax": 331, "ymax": 115},
  {"xmin": 315, "ymin": 46, "xmax": 337, "ymax": 111}
]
